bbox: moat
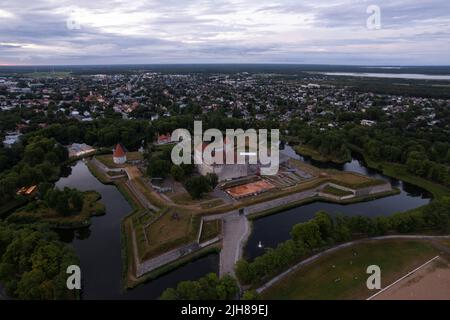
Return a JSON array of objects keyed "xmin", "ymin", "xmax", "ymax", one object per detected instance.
[{"xmin": 56, "ymin": 147, "xmax": 431, "ymax": 299}]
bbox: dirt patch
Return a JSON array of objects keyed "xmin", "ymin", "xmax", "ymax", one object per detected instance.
[
  {"xmin": 225, "ymin": 180, "xmax": 275, "ymax": 199},
  {"xmin": 373, "ymin": 256, "xmax": 450, "ymax": 300}
]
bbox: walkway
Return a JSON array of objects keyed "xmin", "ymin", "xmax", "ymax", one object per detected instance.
[
  {"xmin": 256, "ymin": 235, "xmax": 450, "ymax": 294},
  {"xmin": 219, "ymin": 212, "xmax": 250, "ymax": 277},
  {"xmin": 136, "ymin": 242, "xmax": 200, "ymax": 277}
]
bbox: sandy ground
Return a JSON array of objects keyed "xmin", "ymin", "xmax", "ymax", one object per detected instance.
[
  {"xmin": 373, "ymin": 256, "xmax": 450, "ymax": 300},
  {"xmin": 225, "ymin": 180, "xmax": 275, "ymax": 198}
]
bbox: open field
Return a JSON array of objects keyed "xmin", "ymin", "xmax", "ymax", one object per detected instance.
[
  {"xmin": 321, "ymin": 185, "xmax": 354, "ymax": 197},
  {"xmin": 261, "ymin": 240, "xmax": 440, "ymax": 300},
  {"xmin": 140, "ymin": 207, "xmax": 200, "ymax": 260},
  {"xmin": 200, "ymin": 220, "xmax": 222, "ymax": 243}
]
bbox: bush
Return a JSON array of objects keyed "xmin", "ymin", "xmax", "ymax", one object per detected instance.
[
  {"xmin": 160, "ymin": 273, "xmax": 239, "ymax": 300},
  {"xmin": 184, "ymin": 176, "xmax": 211, "ymax": 199}
]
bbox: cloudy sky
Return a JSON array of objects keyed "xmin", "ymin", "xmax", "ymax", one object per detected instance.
[{"xmin": 0, "ymin": 0, "xmax": 449, "ymax": 65}]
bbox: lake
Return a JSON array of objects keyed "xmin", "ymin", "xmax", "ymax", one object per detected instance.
[{"xmin": 318, "ymin": 72, "xmax": 450, "ymax": 80}]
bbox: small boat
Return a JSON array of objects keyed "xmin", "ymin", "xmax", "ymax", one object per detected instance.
[{"xmin": 258, "ymin": 241, "xmax": 263, "ymax": 249}]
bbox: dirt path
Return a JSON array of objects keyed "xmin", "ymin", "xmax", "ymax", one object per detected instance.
[{"xmin": 371, "ymin": 256, "xmax": 450, "ymax": 300}]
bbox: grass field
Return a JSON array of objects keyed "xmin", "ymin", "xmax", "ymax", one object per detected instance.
[
  {"xmin": 200, "ymin": 220, "xmax": 222, "ymax": 243},
  {"xmin": 95, "ymin": 152, "xmax": 143, "ymax": 168},
  {"xmin": 140, "ymin": 207, "xmax": 200, "ymax": 260},
  {"xmin": 261, "ymin": 240, "xmax": 440, "ymax": 300},
  {"xmin": 321, "ymin": 185, "xmax": 354, "ymax": 197}
]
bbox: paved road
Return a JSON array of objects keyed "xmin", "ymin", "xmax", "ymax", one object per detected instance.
[
  {"xmin": 256, "ymin": 235, "xmax": 450, "ymax": 294},
  {"xmin": 244, "ymin": 188, "xmax": 319, "ymax": 216},
  {"xmin": 136, "ymin": 242, "xmax": 199, "ymax": 277},
  {"xmin": 219, "ymin": 213, "xmax": 250, "ymax": 277},
  {"xmin": 206, "ymin": 187, "xmax": 322, "ymax": 278}
]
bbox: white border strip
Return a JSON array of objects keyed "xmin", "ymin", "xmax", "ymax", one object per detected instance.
[{"xmin": 367, "ymin": 255, "xmax": 440, "ymax": 300}]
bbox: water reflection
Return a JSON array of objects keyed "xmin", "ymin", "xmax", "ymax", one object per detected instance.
[{"xmin": 55, "ymin": 161, "xmax": 218, "ymax": 299}]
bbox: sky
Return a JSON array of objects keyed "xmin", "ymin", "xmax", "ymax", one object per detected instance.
[{"xmin": 0, "ymin": 0, "xmax": 449, "ymax": 66}]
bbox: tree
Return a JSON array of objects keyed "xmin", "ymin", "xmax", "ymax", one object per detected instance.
[
  {"xmin": 147, "ymin": 159, "xmax": 171, "ymax": 178},
  {"xmin": 291, "ymin": 221, "xmax": 322, "ymax": 249},
  {"xmin": 235, "ymin": 259, "xmax": 253, "ymax": 285},
  {"xmin": 170, "ymin": 165, "xmax": 184, "ymax": 181},
  {"xmin": 184, "ymin": 176, "xmax": 211, "ymax": 199},
  {"xmin": 242, "ymin": 290, "xmax": 260, "ymax": 300},
  {"xmin": 313, "ymin": 211, "xmax": 334, "ymax": 242},
  {"xmin": 159, "ymin": 273, "xmax": 239, "ymax": 300},
  {"xmin": 0, "ymin": 223, "xmax": 79, "ymax": 299},
  {"xmin": 71, "ymin": 191, "xmax": 84, "ymax": 212},
  {"xmin": 422, "ymin": 197, "xmax": 450, "ymax": 232},
  {"xmin": 206, "ymin": 173, "xmax": 219, "ymax": 189}
]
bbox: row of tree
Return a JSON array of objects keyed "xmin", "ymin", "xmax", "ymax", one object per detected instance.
[{"xmin": 159, "ymin": 273, "xmax": 238, "ymax": 300}]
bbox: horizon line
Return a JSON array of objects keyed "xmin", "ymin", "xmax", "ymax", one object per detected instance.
[{"xmin": 1, "ymin": 63, "xmax": 450, "ymax": 68}]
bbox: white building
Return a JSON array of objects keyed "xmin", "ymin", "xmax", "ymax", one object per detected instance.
[{"xmin": 3, "ymin": 132, "xmax": 22, "ymax": 148}]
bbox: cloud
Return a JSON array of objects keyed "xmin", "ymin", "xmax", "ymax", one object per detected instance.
[{"xmin": 0, "ymin": 0, "xmax": 449, "ymax": 65}]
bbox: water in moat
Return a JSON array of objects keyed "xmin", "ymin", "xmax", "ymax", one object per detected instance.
[
  {"xmin": 55, "ymin": 161, "xmax": 218, "ymax": 299},
  {"xmin": 244, "ymin": 145, "xmax": 431, "ymax": 260}
]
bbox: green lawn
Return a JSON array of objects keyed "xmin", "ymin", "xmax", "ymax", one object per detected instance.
[
  {"xmin": 200, "ymin": 220, "xmax": 222, "ymax": 243},
  {"xmin": 95, "ymin": 152, "xmax": 143, "ymax": 168},
  {"xmin": 322, "ymin": 185, "xmax": 354, "ymax": 197},
  {"xmin": 261, "ymin": 240, "xmax": 439, "ymax": 300}
]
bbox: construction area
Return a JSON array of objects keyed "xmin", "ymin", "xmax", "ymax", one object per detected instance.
[{"xmin": 221, "ymin": 161, "xmax": 316, "ymax": 200}]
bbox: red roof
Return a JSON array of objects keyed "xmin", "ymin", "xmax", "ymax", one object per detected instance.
[
  {"xmin": 113, "ymin": 144, "xmax": 126, "ymax": 158},
  {"xmin": 157, "ymin": 133, "xmax": 171, "ymax": 143}
]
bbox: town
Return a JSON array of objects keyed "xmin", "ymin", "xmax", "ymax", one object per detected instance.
[{"xmin": 0, "ymin": 65, "xmax": 450, "ymax": 302}]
